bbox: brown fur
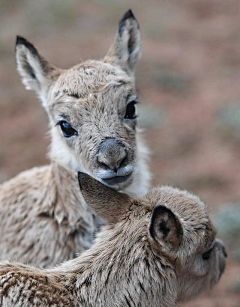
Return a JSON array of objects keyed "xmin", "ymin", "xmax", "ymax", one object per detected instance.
[
  {"xmin": 0, "ymin": 173, "xmax": 226, "ymax": 307},
  {"xmin": 0, "ymin": 10, "xmax": 151, "ymax": 267}
]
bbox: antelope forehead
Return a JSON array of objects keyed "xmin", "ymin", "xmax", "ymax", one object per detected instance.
[
  {"xmin": 53, "ymin": 76, "xmax": 132, "ymax": 103},
  {"xmin": 62, "ymin": 60, "xmax": 127, "ymax": 81},
  {"xmin": 144, "ymin": 187, "xmax": 208, "ymax": 224}
]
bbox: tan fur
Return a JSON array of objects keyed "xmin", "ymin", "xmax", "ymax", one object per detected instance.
[
  {"xmin": 0, "ymin": 11, "xmax": 151, "ymax": 267},
  {"xmin": 0, "ymin": 173, "xmax": 226, "ymax": 307}
]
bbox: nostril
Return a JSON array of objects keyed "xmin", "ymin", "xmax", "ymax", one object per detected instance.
[
  {"xmin": 118, "ymin": 150, "xmax": 127, "ymax": 169},
  {"xmin": 97, "ymin": 155, "xmax": 109, "ymax": 170},
  {"xmin": 222, "ymin": 246, "xmax": 228, "ymax": 258}
]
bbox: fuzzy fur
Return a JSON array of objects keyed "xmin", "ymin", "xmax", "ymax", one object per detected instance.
[
  {"xmin": 0, "ymin": 10, "xmax": 151, "ymax": 267},
  {"xmin": 0, "ymin": 173, "xmax": 226, "ymax": 307}
]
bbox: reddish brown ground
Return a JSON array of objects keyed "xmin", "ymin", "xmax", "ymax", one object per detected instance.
[{"xmin": 0, "ymin": 1, "xmax": 240, "ymax": 306}]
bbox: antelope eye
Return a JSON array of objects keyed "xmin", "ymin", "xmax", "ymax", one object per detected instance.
[
  {"xmin": 58, "ymin": 121, "xmax": 78, "ymax": 138},
  {"xmin": 124, "ymin": 101, "xmax": 137, "ymax": 120},
  {"xmin": 202, "ymin": 246, "xmax": 214, "ymax": 260}
]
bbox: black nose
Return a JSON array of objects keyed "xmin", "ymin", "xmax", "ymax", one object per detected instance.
[{"xmin": 97, "ymin": 139, "xmax": 127, "ymax": 172}]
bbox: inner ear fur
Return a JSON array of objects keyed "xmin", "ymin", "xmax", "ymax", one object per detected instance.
[
  {"xmin": 104, "ymin": 9, "xmax": 141, "ymax": 76},
  {"xmin": 78, "ymin": 172, "xmax": 132, "ymax": 224},
  {"xmin": 149, "ymin": 205, "xmax": 183, "ymax": 248},
  {"xmin": 15, "ymin": 36, "xmax": 57, "ymax": 94}
]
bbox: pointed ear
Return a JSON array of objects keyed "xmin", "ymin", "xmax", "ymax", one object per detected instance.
[
  {"xmin": 149, "ymin": 205, "xmax": 183, "ymax": 248},
  {"xmin": 104, "ymin": 9, "xmax": 141, "ymax": 76},
  {"xmin": 78, "ymin": 172, "xmax": 132, "ymax": 224},
  {"xmin": 15, "ymin": 36, "xmax": 58, "ymax": 97}
]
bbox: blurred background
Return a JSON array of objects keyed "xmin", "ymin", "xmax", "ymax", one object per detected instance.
[{"xmin": 1, "ymin": 0, "xmax": 240, "ymax": 305}]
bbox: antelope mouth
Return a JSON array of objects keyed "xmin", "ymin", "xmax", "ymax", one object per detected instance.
[
  {"xmin": 97, "ymin": 167, "xmax": 133, "ymax": 189},
  {"xmin": 101, "ymin": 173, "xmax": 132, "ymax": 186}
]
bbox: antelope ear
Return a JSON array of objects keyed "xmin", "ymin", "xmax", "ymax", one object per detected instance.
[
  {"xmin": 78, "ymin": 172, "xmax": 132, "ymax": 224},
  {"xmin": 105, "ymin": 9, "xmax": 141, "ymax": 76},
  {"xmin": 15, "ymin": 36, "xmax": 57, "ymax": 99},
  {"xmin": 149, "ymin": 205, "xmax": 183, "ymax": 248}
]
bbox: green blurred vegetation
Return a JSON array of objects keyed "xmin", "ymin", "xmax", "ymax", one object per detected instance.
[{"xmin": 214, "ymin": 204, "xmax": 240, "ymax": 262}]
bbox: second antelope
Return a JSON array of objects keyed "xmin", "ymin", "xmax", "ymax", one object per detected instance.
[{"xmin": 0, "ymin": 173, "xmax": 226, "ymax": 307}]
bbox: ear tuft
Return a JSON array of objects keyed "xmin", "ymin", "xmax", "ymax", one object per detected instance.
[
  {"xmin": 15, "ymin": 35, "xmax": 56, "ymax": 96},
  {"xmin": 118, "ymin": 9, "xmax": 137, "ymax": 35},
  {"xmin": 149, "ymin": 205, "xmax": 183, "ymax": 248},
  {"xmin": 16, "ymin": 36, "xmax": 39, "ymax": 60},
  {"xmin": 104, "ymin": 10, "xmax": 141, "ymax": 76}
]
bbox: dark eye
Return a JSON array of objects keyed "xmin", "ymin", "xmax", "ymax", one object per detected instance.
[
  {"xmin": 58, "ymin": 121, "xmax": 78, "ymax": 138},
  {"xmin": 124, "ymin": 101, "xmax": 137, "ymax": 120},
  {"xmin": 202, "ymin": 246, "xmax": 214, "ymax": 260}
]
